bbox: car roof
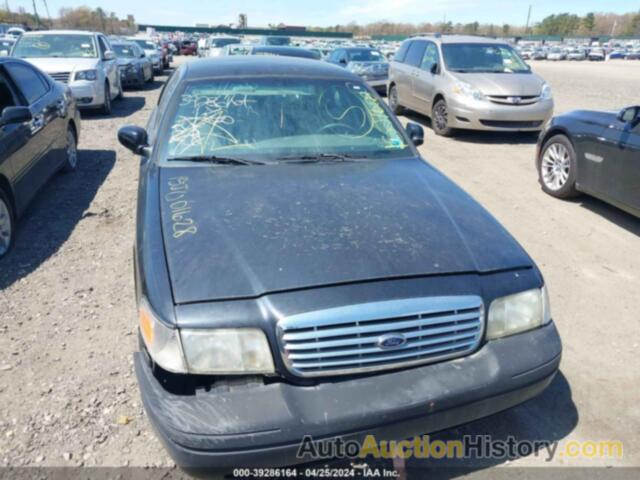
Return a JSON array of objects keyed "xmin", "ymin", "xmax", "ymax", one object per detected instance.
[
  {"xmin": 22, "ymin": 30, "xmax": 99, "ymax": 36},
  {"xmin": 410, "ymin": 34, "xmax": 507, "ymax": 45},
  {"xmin": 181, "ymin": 56, "xmax": 359, "ymax": 81}
]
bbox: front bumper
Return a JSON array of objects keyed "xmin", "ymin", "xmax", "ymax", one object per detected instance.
[
  {"xmin": 135, "ymin": 322, "xmax": 561, "ymax": 469},
  {"xmin": 447, "ymin": 96, "xmax": 554, "ymax": 131},
  {"xmin": 68, "ymin": 80, "xmax": 103, "ymax": 108},
  {"xmin": 120, "ymin": 68, "xmax": 141, "ymax": 87}
]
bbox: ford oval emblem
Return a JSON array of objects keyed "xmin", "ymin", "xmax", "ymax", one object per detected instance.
[{"xmin": 377, "ymin": 333, "xmax": 407, "ymax": 350}]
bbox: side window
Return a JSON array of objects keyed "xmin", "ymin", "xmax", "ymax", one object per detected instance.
[
  {"xmin": 394, "ymin": 40, "xmax": 411, "ymax": 63},
  {"xmin": 0, "ymin": 71, "xmax": 19, "ymax": 111},
  {"xmin": 158, "ymin": 68, "xmax": 181, "ymax": 107},
  {"xmin": 328, "ymin": 50, "xmax": 339, "ymax": 62},
  {"xmin": 420, "ymin": 43, "xmax": 439, "ymax": 72},
  {"xmin": 404, "ymin": 40, "xmax": 427, "ymax": 67},
  {"xmin": 4, "ymin": 62, "xmax": 48, "ymax": 104},
  {"xmin": 337, "ymin": 50, "xmax": 348, "ymax": 63}
]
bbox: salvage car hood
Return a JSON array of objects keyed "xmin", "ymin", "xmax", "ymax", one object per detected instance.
[
  {"xmin": 159, "ymin": 158, "xmax": 533, "ymax": 303},
  {"xmin": 452, "ymin": 72, "xmax": 545, "ymax": 96},
  {"xmin": 22, "ymin": 57, "xmax": 99, "ymax": 74}
]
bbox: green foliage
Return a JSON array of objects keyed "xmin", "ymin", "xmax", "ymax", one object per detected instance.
[{"xmin": 536, "ymin": 13, "xmax": 581, "ymax": 36}]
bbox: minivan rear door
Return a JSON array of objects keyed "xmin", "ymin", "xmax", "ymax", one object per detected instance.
[
  {"xmin": 401, "ymin": 40, "xmax": 427, "ymax": 113},
  {"xmin": 412, "ymin": 41, "xmax": 440, "ymax": 114}
]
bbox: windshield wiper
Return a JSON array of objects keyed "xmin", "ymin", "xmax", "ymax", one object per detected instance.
[
  {"xmin": 167, "ymin": 155, "xmax": 266, "ymax": 166},
  {"xmin": 276, "ymin": 153, "xmax": 367, "ymax": 163}
]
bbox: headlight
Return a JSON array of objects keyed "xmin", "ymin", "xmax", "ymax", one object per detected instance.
[
  {"xmin": 347, "ymin": 62, "xmax": 369, "ymax": 75},
  {"xmin": 486, "ymin": 287, "xmax": 551, "ymax": 340},
  {"xmin": 451, "ymin": 80, "xmax": 486, "ymax": 101},
  {"xmin": 74, "ymin": 69, "xmax": 98, "ymax": 81},
  {"xmin": 181, "ymin": 329, "xmax": 275, "ymax": 374},
  {"xmin": 138, "ymin": 300, "xmax": 187, "ymax": 373},
  {"xmin": 540, "ymin": 83, "xmax": 553, "ymax": 100}
]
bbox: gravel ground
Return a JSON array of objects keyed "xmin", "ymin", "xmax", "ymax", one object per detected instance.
[{"xmin": 0, "ymin": 58, "xmax": 638, "ymax": 474}]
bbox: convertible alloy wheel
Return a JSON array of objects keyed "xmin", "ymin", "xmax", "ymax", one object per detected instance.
[
  {"xmin": 62, "ymin": 127, "xmax": 78, "ymax": 173},
  {"xmin": 0, "ymin": 194, "xmax": 13, "ymax": 257},
  {"xmin": 541, "ymin": 142, "xmax": 571, "ymax": 190},
  {"xmin": 538, "ymin": 135, "xmax": 578, "ymax": 198}
]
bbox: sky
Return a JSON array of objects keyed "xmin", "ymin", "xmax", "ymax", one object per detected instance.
[{"xmin": 6, "ymin": 0, "xmax": 640, "ymax": 27}]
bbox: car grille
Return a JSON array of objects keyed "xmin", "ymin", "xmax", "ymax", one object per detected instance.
[
  {"xmin": 49, "ymin": 72, "xmax": 71, "ymax": 84},
  {"xmin": 487, "ymin": 95, "xmax": 539, "ymax": 106},
  {"xmin": 277, "ymin": 296, "xmax": 484, "ymax": 377},
  {"xmin": 479, "ymin": 120, "xmax": 543, "ymax": 129}
]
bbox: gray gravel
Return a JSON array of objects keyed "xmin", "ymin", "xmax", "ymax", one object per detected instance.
[{"xmin": 0, "ymin": 57, "xmax": 638, "ymax": 473}]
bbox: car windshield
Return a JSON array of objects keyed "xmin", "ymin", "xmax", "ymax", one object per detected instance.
[
  {"xmin": 113, "ymin": 45, "xmax": 136, "ymax": 58},
  {"xmin": 162, "ymin": 77, "xmax": 411, "ymax": 162},
  {"xmin": 265, "ymin": 37, "xmax": 290, "ymax": 46},
  {"xmin": 442, "ymin": 43, "xmax": 529, "ymax": 73},
  {"xmin": 348, "ymin": 49, "xmax": 385, "ymax": 62},
  {"xmin": 133, "ymin": 40, "xmax": 156, "ymax": 50},
  {"xmin": 13, "ymin": 34, "xmax": 97, "ymax": 58},
  {"xmin": 212, "ymin": 38, "xmax": 240, "ymax": 48}
]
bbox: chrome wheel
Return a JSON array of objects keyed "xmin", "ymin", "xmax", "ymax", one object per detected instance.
[
  {"xmin": 434, "ymin": 102, "xmax": 448, "ymax": 131},
  {"xmin": 389, "ymin": 87, "xmax": 398, "ymax": 109},
  {"xmin": 0, "ymin": 197, "xmax": 12, "ymax": 256},
  {"xmin": 541, "ymin": 142, "xmax": 571, "ymax": 190},
  {"xmin": 66, "ymin": 129, "xmax": 78, "ymax": 169}
]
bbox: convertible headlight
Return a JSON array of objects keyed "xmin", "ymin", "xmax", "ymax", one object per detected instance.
[
  {"xmin": 486, "ymin": 287, "xmax": 551, "ymax": 340},
  {"xmin": 74, "ymin": 69, "xmax": 98, "ymax": 81},
  {"xmin": 540, "ymin": 83, "xmax": 553, "ymax": 100},
  {"xmin": 181, "ymin": 329, "xmax": 275, "ymax": 374},
  {"xmin": 452, "ymin": 80, "xmax": 486, "ymax": 101},
  {"xmin": 139, "ymin": 300, "xmax": 187, "ymax": 373}
]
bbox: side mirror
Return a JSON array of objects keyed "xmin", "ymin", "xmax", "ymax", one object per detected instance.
[
  {"xmin": 140, "ymin": 52, "xmax": 146, "ymax": 58},
  {"xmin": 405, "ymin": 122, "xmax": 424, "ymax": 146},
  {"xmin": 618, "ymin": 106, "xmax": 640, "ymax": 124},
  {"xmin": 339, "ymin": 58, "xmax": 347, "ymax": 65},
  {"xmin": 118, "ymin": 125, "xmax": 150, "ymax": 155},
  {"xmin": 103, "ymin": 50, "xmax": 116, "ymax": 61},
  {"xmin": 430, "ymin": 63, "xmax": 438, "ymax": 75},
  {"xmin": 1, "ymin": 106, "xmax": 32, "ymax": 126}
]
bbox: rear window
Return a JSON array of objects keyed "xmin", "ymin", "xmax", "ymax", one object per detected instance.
[{"xmin": 394, "ymin": 40, "xmax": 411, "ymax": 63}]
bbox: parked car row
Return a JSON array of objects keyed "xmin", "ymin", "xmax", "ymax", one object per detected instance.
[{"xmin": 518, "ymin": 44, "xmax": 640, "ymax": 61}]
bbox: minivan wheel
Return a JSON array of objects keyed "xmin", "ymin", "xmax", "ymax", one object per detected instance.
[
  {"xmin": 538, "ymin": 134, "xmax": 579, "ymax": 198},
  {"xmin": 432, "ymin": 99, "xmax": 453, "ymax": 136},
  {"xmin": 0, "ymin": 189, "xmax": 15, "ymax": 258},
  {"xmin": 388, "ymin": 85, "xmax": 404, "ymax": 115},
  {"xmin": 61, "ymin": 126, "xmax": 78, "ymax": 173},
  {"xmin": 101, "ymin": 82, "xmax": 112, "ymax": 115}
]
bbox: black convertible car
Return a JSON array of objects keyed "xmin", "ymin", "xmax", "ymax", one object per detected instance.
[
  {"xmin": 537, "ymin": 106, "xmax": 640, "ymax": 217},
  {"xmin": 0, "ymin": 57, "xmax": 81, "ymax": 258},
  {"xmin": 118, "ymin": 57, "xmax": 561, "ymax": 469}
]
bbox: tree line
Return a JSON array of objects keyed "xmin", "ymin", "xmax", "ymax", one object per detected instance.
[
  {"xmin": 0, "ymin": 6, "xmax": 136, "ymax": 35},
  {"xmin": 311, "ymin": 11, "xmax": 640, "ymax": 38}
]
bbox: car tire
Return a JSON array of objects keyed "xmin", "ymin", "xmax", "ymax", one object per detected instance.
[
  {"xmin": 388, "ymin": 84, "xmax": 404, "ymax": 115},
  {"xmin": 61, "ymin": 126, "xmax": 78, "ymax": 173},
  {"xmin": 537, "ymin": 134, "xmax": 579, "ymax": 198},
  {"xmin": 431, "ymin": 99, "xmax": 454, "ymax": 137},
  {"xmin": 0, "ymin": 188, "xmax": 15, "ymax": 259},
  {"xmin": 115, "ymin": 78, "xmax": 123, "ymax": 100},
  {"xmin": 101, "ymin": 81, "xmax": 112, "ymax": 115}
]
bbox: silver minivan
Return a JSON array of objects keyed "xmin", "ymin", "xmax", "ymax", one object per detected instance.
[{"xmin": 388, "ymin": 35, "xmax": 554, "ymax": 136}]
